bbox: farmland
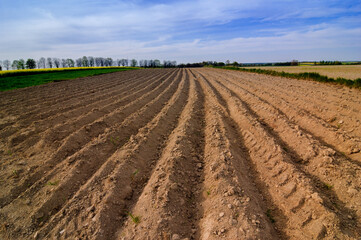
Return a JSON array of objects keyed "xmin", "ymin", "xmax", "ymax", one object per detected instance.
[
  {"xmin": 1, "ymin": 68, "xmax": 361, "ymax": 239},
  {"xmin": 245, "ymin": 65, "xmax": 361, "ymax": 80},
  {"xmin": 0, "ymin": 67, "xmax": 138, "ymax": 91}
]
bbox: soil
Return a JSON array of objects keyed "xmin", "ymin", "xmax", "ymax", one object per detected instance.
[
  {"xmin": 0, "ymin": 68, "xmax": 361, "ymax": 239},
  {"xmin": 246, "ymin": 65, "xmax": 361, "ymax": 80}
]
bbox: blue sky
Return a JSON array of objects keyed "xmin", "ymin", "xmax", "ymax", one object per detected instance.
[{"xmin": 0, "ymin": 0, "xmax": 360, "ymax": 63}]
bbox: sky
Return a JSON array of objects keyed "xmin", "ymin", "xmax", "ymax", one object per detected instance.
[{"xmin": 0, "ymin": 0, "xmax": 361, "ymax": 63}]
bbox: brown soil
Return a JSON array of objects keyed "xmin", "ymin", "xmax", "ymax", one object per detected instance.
[
  {"xmin": 1, "ymin": 68, "xmax": 361, "ymax": 240},
  {"xmin": 245, "ymin": 65, "xmax": 361, "ymax": 80}
]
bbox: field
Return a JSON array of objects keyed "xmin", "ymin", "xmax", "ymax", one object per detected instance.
[
  {"xmin": 1, "ymin": 68, "xmax": 361, "ymax": 239},
  {"xmin": 245, "ymin": 65, "xmax": 361, "ymax": 80},
  {"xmin": 0, "ymin": 67, "xmax": 138, "ymax": 91}
]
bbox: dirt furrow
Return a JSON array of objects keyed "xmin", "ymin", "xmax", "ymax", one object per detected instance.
[
  {"xmin": 117, "ymin": 70, "xmax": 205, "ymax": 240},
  {"xmin": 0, "ymin": 72, "xmax": 132, "ymax": 114},
  {"xmin": 1, "ymin": 70, "xmax": 163, "ymax": 128},
  {"xmin": 209, "ymin": 69, "xmax": 361, "ymax": 161},
  {"xmin": 0, "ymin": 73, "xmax": 126, "ymax": 115},
  {"xmin": 205, "ymin": 70, "xmax": 361, "ymax": 232},
  {"xmin": 0, "ymin": 69, "xmax": 147, "ymax": 112},
  {"xmin": 195, "ymin": 69, "xmax": 356, "ymax": 239},
  {"xmin": 217, "ymin": 69, "xmax": 361, "ymax": 165},
  {"xmin": 25, "ymin": 69, "xmax": 191, "ymax": 240},
  {"xmin": 195, "ymin": 70, "xmax": 279, "ymax": 239},
  {"xmin": 0, "ymin": 71, "xmax": 144, "ymax": 141},
  {"xmin": 0, "ymin": 69, "xmax": 184, "ymax": 238},
  {"xmin": 214, "ymin": 69, "xmax": 361, "ymax": 126},
  {"xmin": 0, "ymin": 70, "xmax": 165, "ymax": 134},
  {"xmin": 2, "ymin": 70, "xmax": 173, "ymax": 152},
  {"xmin": 0, "ymin": 69, "xmax": 180, "ymax": 206},
  {"xmin": 1, "ymin": 68, "xmax": 361, "ymax": 240},
  {"xmin": 0, "ymin": 70, "xmax": 176, "ymax": 204}
]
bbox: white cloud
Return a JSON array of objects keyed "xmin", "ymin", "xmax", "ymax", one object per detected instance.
[
  {"xmin": 8, "ymin": 24, "xmax": 358, "ymax": 63},
  {"xmin": 0, "ymin": 0, "xmax": 360, "ymax": 62}
]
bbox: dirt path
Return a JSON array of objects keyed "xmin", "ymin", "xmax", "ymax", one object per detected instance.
[{"xmin": 0, "ymin": 68, "xmax": 360, "ymax": 239}]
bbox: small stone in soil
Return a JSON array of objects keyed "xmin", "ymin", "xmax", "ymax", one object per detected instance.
[{"xmin": 172, "ymin": 234, "xmax": 180, "ymax": 240}]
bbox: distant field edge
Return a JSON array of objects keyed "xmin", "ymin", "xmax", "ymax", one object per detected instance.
[
  {"xmin": 215, "ymin": 66, "xmax": 361, "ymax": 90},
  {"xmin": 0, "ymin": 67, "xmax": 140, "ymax": 78},
  {"xmin": 0, "ymin": 67, "xmax": 140, "ymax": 91}
]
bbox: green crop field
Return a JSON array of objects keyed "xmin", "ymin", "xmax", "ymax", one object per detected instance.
[{"xmin": 0, "ymin": 67, "xmax": 138, "ymax": 91}]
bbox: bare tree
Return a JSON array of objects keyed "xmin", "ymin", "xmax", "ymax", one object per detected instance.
[
  {"xmin": 163, "ymin": 60, "xmax": 169, "ymax": 68},
  {"xmin": 47, "ymin": 57, "xmax": 53, "ymax": 68},
  {"xmin": 95, "ymin": 57, "xmax": 104, "ymax": 67},
  {"xmin": 38, "ymin": 57, "xmax": 46, "ymax": 69},
  {"xmin": 3, "ymin": 60, "xmax": 10, "ymax": 70},
  {"xmin": 131, "ymin": 59, "xmax": 137, "ymax": 67},
  {"xmin": 105, "ymin": 58, "xmax": 113, "ymax": 67},
  {"xmin": 154, "ymin": 59, "xmax": 161, "ymax": 67},
  {"xmin": 53, "ymin": 58, "xmax": 61, "ymax": 68},
  {"xmin": 163, "ymin": 60, "xmax": 177, "ymax": 68},
  {"xmin": 82, "ymin": 56, "xmax": 89, "ymax": 67},
  {"xmin": 66, "ymin": 59, "xmax": 75, "ymax": 68},
  {"xmin": 88, "ymin": 56, "xmax": 95, "ymax": 67},
  {"xmin": 61, "ymin": 59, "xmax": 67, "ymax": 68},
  {"xmin": 11, "ymin": 60, "xmax": 18, "ymax": 70},
  {"xmin": 119, "ymin": 59, "xmax": 128, "ymax": 66},
  {"xmin": 76, "ymin": 58, "xmax": 82, "ymax": 67}
]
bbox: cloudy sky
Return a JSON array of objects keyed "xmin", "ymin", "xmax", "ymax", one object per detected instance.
[{"xmin": 0, "ymin": 0, "xmax": 360, "ymax": 63}]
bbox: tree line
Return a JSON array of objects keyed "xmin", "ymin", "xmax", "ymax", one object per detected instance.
[
  {"xmin": 316, "ymin": 61, "xmax": 342, "ymax": 65},
  {"xmin": 0, "ymin": 57, "xmax": 177, "ymax": 71}
]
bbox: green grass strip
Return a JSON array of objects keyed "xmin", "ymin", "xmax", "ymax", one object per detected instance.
[
  {"xmin": 0, "ymin": 67, "xmax": 139, "ymax": 91},
  {"xmin": 214, "ymin": 66, "xmax": 361, "ymax": 89},
  {"xmin": 0, "ymin": 67, "xmax": 139, "ymax": 77}
]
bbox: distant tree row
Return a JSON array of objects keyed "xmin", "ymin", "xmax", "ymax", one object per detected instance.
[
  {"xmin": 0, "ymin": 57, "xmax": 135, "ymax": 70},
  {"xmin": 4, "ymin": 58, "xmax": 358, "ymax": 71},
  {"xmin": 178, "ymin": 62, "xmax": 205, "ymax": 68},
  {"xmin": 178, "ymin": 60, "xmax": 301, "ymax": 67},
  {"xmin": 137, "ymin": 59, "xmax": 177, "ymax": 68},
  {"xmin": 316, "ymin": 61, "xmax": 342, "ymax": 65},
  {"xmin": 0, "ymin": 57, "xmax": 178, "ymax": 70},
  {"xmin": 243, "ymin": 60, "xmax": 299, "ymax": 67},
  {"xmin": 188, "ymin": 61, "xmax": 241, "ymax": 67}
]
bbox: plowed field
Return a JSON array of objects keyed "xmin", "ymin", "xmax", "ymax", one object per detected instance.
[
  {"xmin": 245, "ymin": 65, "xmax": 361, "ymax": 80},
  {"xmin": 1, "ymin": 68, "xmax": 361, "ymax": 240}
]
